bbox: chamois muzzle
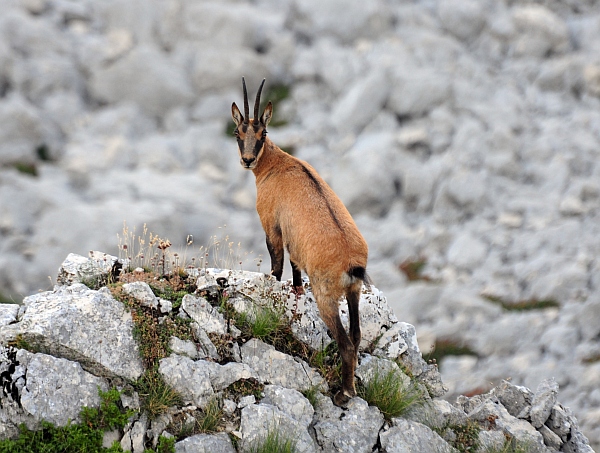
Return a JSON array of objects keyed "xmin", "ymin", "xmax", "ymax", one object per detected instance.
[{"xmin": 242, "ymin": 156, "xmax": 256, "ymax": 168}]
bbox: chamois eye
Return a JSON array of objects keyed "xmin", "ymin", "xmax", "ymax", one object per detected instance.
[
  {"xmin": 262, "ymin": 130, "xmax": 267, "ymax": 139},
  {"xmin": 233, "ymin": 129, "xmax": 240, "ymax": 137}
]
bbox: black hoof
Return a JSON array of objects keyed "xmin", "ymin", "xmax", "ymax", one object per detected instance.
[{"xmin": 333, "ymin": 390, "xmax": 354, "ymax": 407}]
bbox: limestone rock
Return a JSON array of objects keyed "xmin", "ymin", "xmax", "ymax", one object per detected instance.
[
  {"xmin": 511, "ymin": 5, "xmax": 570, "ymax": 57},
  {"xmin": 0, "ymin": 94, "xmax": 44, "ymax": 165},
  {"xmin": 388, "ymin": 65, "xmax": 452, "ymax": 117},
  {"xmin": 175, "ymin": 433, "xmax": 236, "ymax": 453},
  {"xmin": 190, "ymin": 323, "xmax": 220, "ymax": 361},
  {"xmin": 57, "ymin": 251, "xmax": 119, "ymax": 287},
  {"xmin": 0, "ymin": 285, "xmax": 143, "ymax": 380},
  {"xmin": 240, "ymin": 338, "xmax": 326, "ymax": 392},
  {"xmin": 490, "ymin": 380, "xmax": 533, "ymax": 419},
  {"xmin": 0, "ymin": 305, "xmax": 19, "ymax": 328},
  {"xmin": 240, "ymin": 403, "xmax": 317, "ymax": 453},
  {"xmin": 530, "ymin": 378, "xmax": 559, "ymax": 428},
  {"xmin": 438, "ymin": 0, "xmax": 486, "ymax": 42},
  {"xmin": 356, "ymin": 355, "xmax": 411, "ymax": 390},
  {"xmin": 181, "ymin": 294, "xmax": 234, "ymax": 336},
  {"xmin": 122, "ymin": 281, "xmax": 159, "ymax": 310},
  {"xmin": 330, "ymin": 68, "xmax": 389, "ymax": 134},
  {"xmin": 468, "ymin": 400, "xmax": 546, "ymax": 452},
  {"xmin": 380, "ymin": 418, "xmax": 457, "ymax": 453},
  {"xmin": 313, "ymin": 396, "xmax": 384, "ymax": 453},
  {"xmin": 168, "ymin": 337, "xmax": 198, "ymax": 360},
  {"xmin": 0, "ymin": 347, "xmax": 107, "ymax": 433},
  {"xmin": 158, "ymin": 354, "xmax": 256, "ymax": 408},
  {"xmin": 89, "ymin": 44, "xmax": 194, "ymax": 116},
  {"xmin": 261, "ymin": 385, "xmax": 314, "ymax": 428}
]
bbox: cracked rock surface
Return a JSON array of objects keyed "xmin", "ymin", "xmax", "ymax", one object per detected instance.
[{"xmin": 0, "ymin": 260, "xmax": 594, "ymax": 452}]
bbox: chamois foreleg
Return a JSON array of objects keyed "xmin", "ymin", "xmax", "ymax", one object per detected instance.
[
  {"xmin": 313, "ymin": 280, "xmax": 357, "ymax": 407},
  {"xmin": 266, "ymin": 232, "xmax": 284, "ymax": 281}
]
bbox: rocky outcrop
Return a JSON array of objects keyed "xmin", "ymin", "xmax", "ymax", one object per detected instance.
[
  {"xmin": 1, "ymin": 0, "xmax": 600, "ymax": 448},
  {"xmin": 0, "ymin": 253, "xmax": 594, "ymax": 452},
  {"xmin": 0, "ymin": 284, "xmax": 144, "ymax": 381}
]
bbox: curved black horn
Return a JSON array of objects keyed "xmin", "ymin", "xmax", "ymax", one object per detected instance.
[
  {"xmin": 242, "ymin": 77, "xmax": 249, "ymax": 124},
  {"xmin": 253, "ymin": 79, "xmax": 266, "ymax": 125}
]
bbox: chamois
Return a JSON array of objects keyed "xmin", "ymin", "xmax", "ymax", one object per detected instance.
[{"xmin": 231, "ymin": 77, "xmax": 369, "ymax": 406}]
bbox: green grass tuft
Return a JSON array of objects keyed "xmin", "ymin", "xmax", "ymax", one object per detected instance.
[
  {"xmin": 301, "ymin": 385, "xmax": 321, "ymax": 409},
  {"xmin": 146, "ymin": 435, "xmax": 176, "ymax": 453},
  {"xmin": 483, "ymin": 296, "xmax": 559, "ymax": 311},
  {"xmin": 13, "ymin": 162, "xmax": 37, "ymax": 177},
  {"xmin": 358, "ymin": 367, "xmax": 425, "ymax": 420},
  {"xmin": 81, "ymin": 387, "xmax": 135, "ymax": 431},
  {"xmin": 423, "ymin": 339, "xmax": 478, "ymax": 366},
  {"xmin": 0, "ymin": 387, "xmax": 157, "ymax": 453},
  {"xmin": 244, "ymin": 303, "xmax": 287, "ymax": 341},
  {"xmin": 135, "ymin": 369, "xmax": 182, "ymax": 420},
  {"xmin": 196, "ymin": 397, "xmax": 223, "ymax": 433},
  {"xmin": 248, "ymin": 426, "xmax": 297, "ymax": 453}
]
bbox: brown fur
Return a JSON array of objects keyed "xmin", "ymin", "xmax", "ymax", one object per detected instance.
[{"xmin": 232, "ymin": 78, "xmax": 368, "ymax": 406}]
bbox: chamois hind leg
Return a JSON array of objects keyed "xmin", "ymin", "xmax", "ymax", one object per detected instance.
[
  {"xmin": 312, "ymin": 280, "xmax": 356, "ymax": 407},
  {"xmin": 266, "ymin": 232, "xmax": 284, "ymax": 281},
  {"xmin": 346, "ymin": 281, "xmax": 362, "ymax": 358}
]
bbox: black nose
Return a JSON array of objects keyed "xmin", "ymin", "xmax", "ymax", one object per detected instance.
[{"xmin": 242, "ymin": 157, "xmax": 255, "ymax": 166}]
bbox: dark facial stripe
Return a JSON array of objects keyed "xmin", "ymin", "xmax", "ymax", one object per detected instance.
[
  {"xmin": 300, "ymin": 164, "xmax": 343, "ymax": 231},
  {"xmin": 253, "ymin": 139, "xmax": 265, "ymax": 155}
]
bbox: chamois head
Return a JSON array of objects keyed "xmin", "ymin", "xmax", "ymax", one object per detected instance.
[{"xmin": 231, "ymin": 77, "xmax": 273, "ymax": 169}]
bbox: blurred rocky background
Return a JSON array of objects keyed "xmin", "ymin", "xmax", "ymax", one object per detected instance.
[{"xmin": 0, "ymin": 0, "xmax": 599, "ymax": 449}]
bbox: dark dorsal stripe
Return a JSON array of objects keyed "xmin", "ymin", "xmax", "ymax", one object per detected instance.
[{"xmin": 300, "ymin": 164, "xmax": 343, "ymax": 231}]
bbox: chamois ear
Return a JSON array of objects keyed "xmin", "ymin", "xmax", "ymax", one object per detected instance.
[
  {"xmin": 231, "ymin": 102, "xmax": 244, "ymax": 126},
  {"xmin": 261, "ymin": 101, "xmax": 273, "ymax": 127}
]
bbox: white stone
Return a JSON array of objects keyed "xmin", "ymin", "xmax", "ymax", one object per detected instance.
[
  {"xmin": 175, "ymin": 433, "xmax": 236, "ymax": 453},
  {"xmin": 289, "ymin": 0, "xmax": 392, "ymax": 43},
  {"xmin": 241, "ymin": 339, "xmax": 326, "ymax": 392},
  {"xmin": 313, "ymin": 397, "xmax": 384, "ymax": 453},
  {"xmin": 122, "ymin": 281, "xmax": 158, "ymax": 309},
  {"xmin": 169, "ymin": 337, "xmax": 198, "ymax": 359},
  {"xmin": 89, "ymin": 44, "xmax": 194, "ymax": 116},
  {"xmin": 261, "ymin": 385, "xmax": 314, "ymax": 428},
  {"xmin": 380, "ymin": 418, "xmax": 455, "ymax": 453},
  {"xmin": 240, "ymin": 403, "xmax": 317, "ymax": 453},
  {"xmin": 511, "ymin": 5, "xmax": 570, "ymax": 57},
  {"xmin": 3, "ymin": 285, "xmax": 144, "ymax": 380},
  {"xmin": 181, "ymin": 294, "xmax": 229, "ymax": 335},
  {"xmin": 0, "ymin": 94, "xmax": 44, "ymax": 165},
  {"xmin": 447, "ymin": 233, "xmax": 488, "ymax": 270},
  {"xmin": 330, "ymin": 68, "xmax": 389, "ymax": 134},
  {"xmin": 437, "ymin": 0, "xmax": 486, "ymax": 42},
  {"xmin": 0, "ymin": 304, "xmax": 19, "ymax": 327},
  {"xmin": 14, "ymin": 350, "xmax": 108, "ymax": 428},
  {"xmin": 329, "ymin": 132, "xmax": 400, "ymax": 215},
  {"xmin": 388, "ymin": 65, "xmax": 452, "ymax": 117},
  {"xmin": 584, "ymin": 64, "xmax": 600, "ymax": 97}
]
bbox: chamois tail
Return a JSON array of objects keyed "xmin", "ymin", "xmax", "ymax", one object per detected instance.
[{"xmin": 348, "ymin": 266, "xmax": 372, "ymax": 286}]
